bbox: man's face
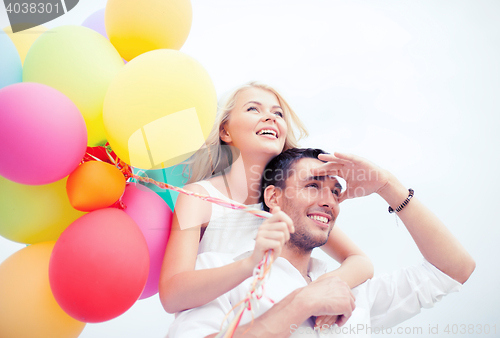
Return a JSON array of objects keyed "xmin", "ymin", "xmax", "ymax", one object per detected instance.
[{"xmin": 277, "ymin": 158, "xmax": 341, "ymax": 252}]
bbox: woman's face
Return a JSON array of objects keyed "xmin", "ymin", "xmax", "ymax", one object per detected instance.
[{"xmin": 221, "ymin": 87, "xmax": 288, "ymax": 159}]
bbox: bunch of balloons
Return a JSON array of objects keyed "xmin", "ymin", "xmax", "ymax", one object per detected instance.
[{"xmin": 0, "ymin": 0, "xmax": 217, "ymax": 337}]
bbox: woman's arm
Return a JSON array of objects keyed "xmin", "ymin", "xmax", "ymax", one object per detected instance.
[
  {"xmin": 159, "ymin": 184, "xmax": 253, "ymax": 313},
  {"xmin": 159, "ymin": 185, "xmax": 294, "ymax": 314},
  {"xmin": 314, "ymin": 226, "xmax": 373, "ymax": 328},
  {"xmin": 320, "ymin": 226, "xmax": 374, "ymax": 288}
]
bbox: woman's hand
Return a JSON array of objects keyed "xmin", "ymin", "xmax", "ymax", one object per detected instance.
[
  {"xmin": 244, "ymin": 207, "xmax": 295, "ymax": 269},
  {"xmin": 315, "ymin": 314, "xmax": 339, "ymax": 331},
  {"xmin": 310, "ymin": 152, "xmax": 392, "ymax": 203}
]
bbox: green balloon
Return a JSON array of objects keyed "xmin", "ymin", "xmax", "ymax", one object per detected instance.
[
  {"xmin": 23, "ymin": 25, "xmax": 124, "ymax": 146},
  {"xmin": 0, "ymin": 176, "xmax": 85, "ymax": 244}
]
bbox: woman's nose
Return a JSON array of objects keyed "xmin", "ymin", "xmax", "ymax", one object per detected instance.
[{"xmin": 262, "ymin": 110, "xmax": 277, "ymax": 122}]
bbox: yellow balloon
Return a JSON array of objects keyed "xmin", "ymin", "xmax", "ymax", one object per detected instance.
[
  {"xmin": 23, "ymin": 25, "xmax": 124, "ymax": 146},
  {"xmin": 0, "ymin": 176, "xmax": 85, "ymax": 244},
  {"xmin": 105, "ymin": 0, "xmax": 192, "ymax": 61},
  {"xmin": 0, "ymin": 242, "xmax": 86, "ymax": 338},
  {"xmin": 3, "ymin": 25, "xmax": 48, "ymax": 65},
  {"xmin": 103, "ymin": 49, "xmax": 217, "ymax": 169}
]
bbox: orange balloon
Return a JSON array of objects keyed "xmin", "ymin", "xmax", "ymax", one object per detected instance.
[
  {"xmin": 66, "ymin": 161, "xmax": 126, "ymax": 211},
  {"xmin": 0, "ymin": 242, "xmax": 86, "ymax": 338}
]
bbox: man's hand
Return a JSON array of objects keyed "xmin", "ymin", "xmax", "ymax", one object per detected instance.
[
  {"xmin": 310, "ymin": 152, "xmax": 391, "ymax": 203},
  {"xmin": 244, "ymin": 206, "xmax": 294, "ymax": 268},
  {"xmin": 299, "ymin": 275, "xmax": 356, "ymax": 327}
]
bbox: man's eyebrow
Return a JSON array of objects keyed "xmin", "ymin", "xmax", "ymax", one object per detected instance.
[
  {"xmin": 245, "ymin": 101, "xmax": 282, "ymax": 110},
  {"xmin": 305, "ymin": 175, "xmax": 326, "ymax": 181},
  {"xmin": 305, "ymin": 175, "xmax": 342, "ymax": 189}
]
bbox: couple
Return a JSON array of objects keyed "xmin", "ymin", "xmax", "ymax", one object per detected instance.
[{"xmin": 166, "ymin": 147, "xmax": 475, "ymax": 337}]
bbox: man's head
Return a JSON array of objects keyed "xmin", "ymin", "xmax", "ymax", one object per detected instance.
[{"xmin": 261, "ymin": 148, "xmax": 342, "ymax": 253}]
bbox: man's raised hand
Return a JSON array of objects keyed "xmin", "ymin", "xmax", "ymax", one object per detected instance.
[{"xmin": 311, "ymin": 152, "xmax": 392, "ymax": 203}]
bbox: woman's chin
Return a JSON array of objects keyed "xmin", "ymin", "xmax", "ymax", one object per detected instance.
[{"xmin": 240, "ymin": 146, "xmax": 280, "ymax": 160}]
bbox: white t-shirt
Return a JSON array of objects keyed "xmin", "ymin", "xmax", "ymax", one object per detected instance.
[
  {"xmin": 167, "ymin": 252, "xmax": 462, "ymax": 337},
  {"xmin": 192, "ymin": 180, "xmax": 264, "ymax": 255}
]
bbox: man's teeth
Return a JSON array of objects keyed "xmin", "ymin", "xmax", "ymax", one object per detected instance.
[
  {"xmin": 257, "ymin": 129, "xmax": 277, "ymax": 138},
  {"xmin": 308, "ymin": 215, "xmax": 329, "ymax": 224}
]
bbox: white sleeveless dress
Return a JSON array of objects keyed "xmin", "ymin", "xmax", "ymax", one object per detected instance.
[{"xmin": 191, "ymin": 181, "xmax": 264, "ymax": 255}]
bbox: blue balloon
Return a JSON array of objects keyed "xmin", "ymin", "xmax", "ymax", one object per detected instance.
[
  {"xmin": 134, "ymin": 164, "xmax": 188, "ymax": 211},
  {"xmin": 0, "ymin": 34, "xmax": 22, "ymax": 89}
]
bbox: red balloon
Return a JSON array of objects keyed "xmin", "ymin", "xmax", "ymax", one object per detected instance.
[{"xmin": 49, "ymin": 208, "xmax": 149, "ymax": 323}]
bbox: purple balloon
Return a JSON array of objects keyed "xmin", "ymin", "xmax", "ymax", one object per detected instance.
[
  {"xmin": 81, "ymin": 8, "xmax": 108, "ymax": 39},
  {"xmin": 82, "ymin": 8, "xmax": 126, "ymax": 63}
]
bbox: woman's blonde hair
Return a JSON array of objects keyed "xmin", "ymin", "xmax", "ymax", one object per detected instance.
[{"xmin": 185, "ymin": 81, "xmax": 308, "ymax": 183}]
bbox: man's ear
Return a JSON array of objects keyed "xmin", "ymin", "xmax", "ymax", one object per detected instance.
[
  {"xmin": 220, "ymin": 126, "xmax": 232, "ymax": 143},
  {"xmin": 264, "ymin": 185, "xmax": 282, "ymax": 211}
]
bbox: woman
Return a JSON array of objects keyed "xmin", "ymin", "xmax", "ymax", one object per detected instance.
[{"xmin": 159, "ymin": 82, "xmax": 373, "ymax": 327}]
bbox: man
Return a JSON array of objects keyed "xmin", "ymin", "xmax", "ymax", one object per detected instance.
[{"xmin": 167, "ymin": 148, "xmax": 475, "ymax": 337}]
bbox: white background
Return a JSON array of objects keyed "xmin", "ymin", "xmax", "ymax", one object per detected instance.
[{"xmin": 1, "ymin": 0, "xmax": 499, "ymax": 337}]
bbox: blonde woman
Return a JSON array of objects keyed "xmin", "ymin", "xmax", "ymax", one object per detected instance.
[{"xmin": 159, "ymin": 82, "xmax": 373, "ymax": 327}]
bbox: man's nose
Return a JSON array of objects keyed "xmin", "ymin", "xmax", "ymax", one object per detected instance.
[{"xmin": 318, "ymin": 187, "xmax": 339, "ymax": 208}]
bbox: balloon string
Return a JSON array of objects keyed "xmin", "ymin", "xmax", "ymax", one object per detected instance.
[
  {"xmin": 83, "ymin": 152, "xmax": 102, "ymax": 163},
  {"xmin": 127, "ymin": 172, "xmax": 272, "ymax": 220},
  {"xmin": 119, "ymin": 163, "xmax": 275, "ymax": 336},
  {"xmin": 215, "ymin": 251, "xmax": 274, "ymax": 338}
]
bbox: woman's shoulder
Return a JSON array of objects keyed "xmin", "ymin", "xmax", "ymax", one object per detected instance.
[
  {"xmin": 183, "ymin": 181, "xmax": 211, "ymax": 194},
  {"xmin": 190, "ymin": 177, "xmax": 229, "ymax": 199},
  {"xmin": 174, "ymin": 181, "xmax": 212, "ymax": 215}
]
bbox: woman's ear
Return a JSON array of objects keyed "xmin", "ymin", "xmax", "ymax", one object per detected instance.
[
  {"xmin": 220, "ymin": 127, "xmax": 231, "ymax": 143},
  {"xmin": 264, "ymin": 185, "xmax": 282, "ymax": 211}
]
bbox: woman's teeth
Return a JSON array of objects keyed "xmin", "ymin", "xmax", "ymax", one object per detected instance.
[{"xmin": 257, "ymin": 129, "xmax": 277, "ymax": 138}]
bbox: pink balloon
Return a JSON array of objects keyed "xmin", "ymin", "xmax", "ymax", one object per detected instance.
[
  {"xmin": 121, "ymin": 183, "xmax": 172, "ymax": 299},
  {"xmin": 0, "ymin": 83, "xmax": 87, "ymax": 185}
]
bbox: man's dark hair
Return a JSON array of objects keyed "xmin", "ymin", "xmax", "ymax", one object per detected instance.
[{"xmin": 260, "ymin": 148, "xmax": 328, "ymax": 211}]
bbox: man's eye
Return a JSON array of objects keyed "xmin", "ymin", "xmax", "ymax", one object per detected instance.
[
  {"xmin": 332, "ymin": 190, "xmax": 340, "ymax": 197},
  {"xmin": 306, "ymin": 183, "xmax": 319, "ymax": 189},
  {"xmin": 274, "ymin": 111, "xmax": 283, "ymax": 118}
]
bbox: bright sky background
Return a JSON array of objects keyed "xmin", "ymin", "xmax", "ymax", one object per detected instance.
[{"xmin": 1, "ymin": 1, "xmax": 499, "ymax": 337}]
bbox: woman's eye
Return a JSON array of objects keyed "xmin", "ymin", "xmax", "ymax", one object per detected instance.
[
  {"xmin": 332, "ymin": 190, "xmax": 340, "ymax": 197},
  {"xmin": 247, "ymin": 107, "xmax": 258, "ymax": 112},
  {"xmin": 274, "ymin": 111, "xmax": 283, "ymax": 118}
]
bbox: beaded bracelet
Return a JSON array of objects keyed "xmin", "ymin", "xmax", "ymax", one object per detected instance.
[{"xmin": 388, "ymin": 188, "xmax": 414, "ymax": 213}]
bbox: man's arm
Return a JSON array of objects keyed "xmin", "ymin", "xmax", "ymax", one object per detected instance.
[
  {"xmin": 377, "ymin": 177, "xmax": 475, "ymax": 284},
  {"xmin": 205, "ymin": 276, "xmax": 356, "ymax": 338},
  {"xmin": 313, "ymin": 152, "xmax": 475, "ymax": 284}
]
